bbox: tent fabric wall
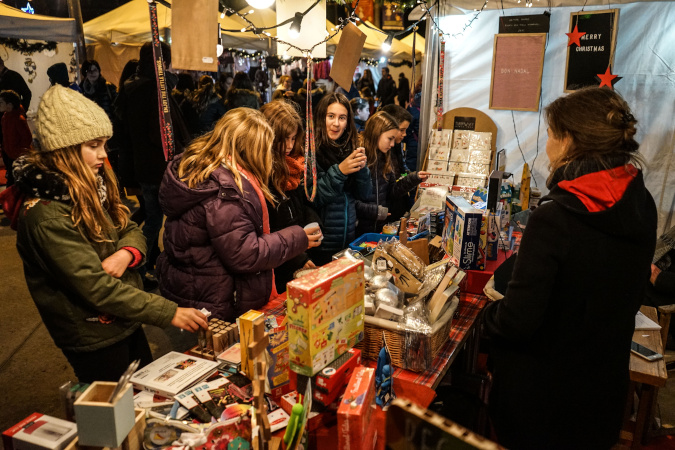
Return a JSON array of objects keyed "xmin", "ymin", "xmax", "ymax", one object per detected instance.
[
  {"xmin": 439, "ymin": 2, "xmax": 675, "ymax": 232},
  {"xmin": 0, "ymin": 3, "xmax": 76, "ymax": 42}
]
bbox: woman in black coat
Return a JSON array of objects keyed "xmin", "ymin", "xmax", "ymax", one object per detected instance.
[{"xmin": 482, "ymin": 87, "xmax": 657, "ymax": 449}]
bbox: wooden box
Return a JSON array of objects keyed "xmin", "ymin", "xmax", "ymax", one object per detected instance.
[{"xmin": 73, "ymin": 382, "xmax": 135, "ymax": 448}]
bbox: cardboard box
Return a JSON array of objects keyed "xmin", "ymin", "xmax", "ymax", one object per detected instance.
[
  {"xmin": 372, "ymin": 248, "xmax": 423, "ymax": 294},
  {"xmin": 266, "ymin": 315, "xmax": 290, "ymax": 397},
  {"xmin": 286, "ymin": 258, "xmax": 365, "ymax": 376},
  {"xmin": 337, "ymin": 367, "xmax": 376, "ymax": 450},
  {"xmin": 73, "ymin": 382, "xmax": 134, "ymax": 448},
  {"xmin": 448, "ymin": 197, "xmax": 485, "ymax": 270},
  {"xmin": 3, "ymin": 414, "xmax": 76, "ymax": 450},
  {"xmin": 443, "ymin": 196, "xmax": 458, "ymax": 256},
  {"xmin": 237, "ymin": 310, "xmax": 265, "ymax": 379}
]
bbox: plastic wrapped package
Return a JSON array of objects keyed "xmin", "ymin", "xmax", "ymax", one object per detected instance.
[
  {"xmin": 447, "ymin": 161, "xmax": 468, "ymax": 174},
  {"xmin": 466, "ymin": 162, "xmax": 491, "ymax": 176},
  {"xmin": 468, "ymin": 131, "xmax": 492, "ymax": 150},
  {"xmin": 383, "ymin": 241, "xmax": 425, "ymax": 280},
  {"xmin": 452, "ymin": 130, "xmax": 471, "ymax": 149},
  {"xmin": 455, "ymin": 173, "xmax": 487, "ymax": 190},
  {"xmin": 401, "ymin": 298, "xmax": 432, "ymax": 372},
  {"xmin": 469, "ymin": 149, "xmax": 492, "ymax": 165},
  {"xmin": 449, "ymin": 149, "xmax": 471, "ymax": 163}
]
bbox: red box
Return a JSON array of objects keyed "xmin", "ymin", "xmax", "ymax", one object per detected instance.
[
  {"xmin": 337, "ymin": 367, "xmax": 376, "ymax": 450},
  {"xmin": 3, "ymin": 413, "xmax": 77, "ymax": 450},
  {"xmin": 315, "ymin": 348, "xmax": 361, "ymax": 393}
]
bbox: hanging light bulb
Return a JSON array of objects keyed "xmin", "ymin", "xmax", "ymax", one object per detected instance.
[
  {"xmin": 246, "ymin": 0, "xmax": 274, "ymax": 9},
  {"xmin": 220, "ymin": 12, "xmax": 225, "ymax": 19},
  {"xmin": 381, "ymin": 34, "xmax": 393, "ymax": 52},
  {"xmin": 289, "ymin": 12, "xmax": 303, "ymax": 39},
  {"xmin": 217, "ymin": 23, "xmax": 223, "ymax": 57}
]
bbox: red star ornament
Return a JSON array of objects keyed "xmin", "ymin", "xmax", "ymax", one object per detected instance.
[
  {"xmin": 566, "ymin": 25, "xmax": 586, "ymax": 47},
  {"xmin": 597, "ymin": 66, "xmax": 621, "ymax": 89}
]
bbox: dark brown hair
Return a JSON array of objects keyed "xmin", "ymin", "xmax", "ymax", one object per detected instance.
[
  {"xmin": 314, "ymin": 92, "xmax": 358, "ymax": 150},
  {"xmin": 545, "ymin": 87, "xmax": 641, "ymax": 182},
  {"xmin": 362, "ymin": 111, "xmax": 398, "ymax": 176},
  {"xmin": 260, "ymin": 101, "xmax": 304, "ymax": 195}
]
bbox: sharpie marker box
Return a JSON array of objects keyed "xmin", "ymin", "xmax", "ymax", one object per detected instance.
[
  {"xmin": 447, "ymin": 196, "xmax": 485, "ymax": 270},
  {"xmin": 3, "ymin": 413, "xmax": 76, "ymax": 450}
]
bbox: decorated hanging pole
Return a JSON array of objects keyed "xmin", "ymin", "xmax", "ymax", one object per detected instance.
[
  {"xmin": 436, "ymin": 34, "xmax": 445, "ymax": 130},
  {"xmin": 410, "ymin": 26, "xmax": 417, "ymax": 107},
  {"xmin": 148, "ymin": 0, "xmax": 175, "ymax": 161},
  {"xmin": 304, "ymin": 58, "xmax": 318, "ymax": 202}
]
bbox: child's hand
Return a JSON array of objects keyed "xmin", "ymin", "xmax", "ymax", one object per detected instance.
[
  {"xmin": 304, "ymin": 226, "xmax": 322, "ymax": 249},
  {"xmin": 339, "ymin": 149, "xmax": 368, "ymax": 175},
  {"xmin": 650, "ymin": 264, "xmax": 661, "ymax": 285},
  {"xmin": 171, "ymin": 307, "xmax": 209, "ymax": 332},
  {"xmin": 417, "ymin": 171, "xmax": 431, "ymax": 181},
  {"xmin": 303, "ymin": 260, "xmax": 316, "ymax": 269},
  {"xmin": 102, "ymin": 249, "xmax": 134, "ymax": 278}
]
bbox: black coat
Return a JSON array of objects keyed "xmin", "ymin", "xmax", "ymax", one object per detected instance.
[
  {"xmin": 355, "ymin": 152, "xmax": 421, "ymax": 235},
  {"xmin": 376, "ymin": 75, "xmax": 397, "ymax": 106},
  {"xmin": 483, "ymin": 163, "xmax": 657, "ymax": 449},
  {"xmin": 225, "ymin": 88, "xmax": 261, "ymax": 111},
  {"xmin": 0, "ymin": 67, "xmax": 32, "ymax": 111},
  {"xmin": 267, "ymin": 186, "xmax": 321, "ymax": 292}
]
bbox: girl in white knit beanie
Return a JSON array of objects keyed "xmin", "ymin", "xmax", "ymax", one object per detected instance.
[{"xmin": 6, "ymin": 84, "xmax": 207, "ymax": 383}]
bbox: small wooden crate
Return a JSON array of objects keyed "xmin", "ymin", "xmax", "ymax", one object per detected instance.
[
  {"xmin": 73, "ymin": 382, "xmax": 135, "ymax": 448},
  {"xmin": 356, "ymin": 297, "xmax": 459, "ymax": 372},
  {"xmin": 65, "ymin": 408, "xmax": 145, "ymax": 450}
]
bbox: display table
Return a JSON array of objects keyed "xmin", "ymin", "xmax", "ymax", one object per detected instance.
[
  {"xmin": 622, "ymin": 306, "xmax": 668, "ymax": 449},
  {"xmin": 263, "ymin": 291, "xmax": 489, "ymax": 450}
]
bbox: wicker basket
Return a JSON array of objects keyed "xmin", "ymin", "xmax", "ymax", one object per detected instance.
[{"xmin": 356, "ymin": 296, "xmax": 459, "ymax": 372}]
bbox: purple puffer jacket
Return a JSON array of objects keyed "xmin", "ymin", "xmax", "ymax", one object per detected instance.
[{"xmin": 157, "ymin": 156, "xmax": 308, "ymax": 321}]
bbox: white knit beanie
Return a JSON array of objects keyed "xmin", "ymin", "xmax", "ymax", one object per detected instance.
[{"xmin": 36, "ymin": 84, "xmax": 113, "ymax": 152}]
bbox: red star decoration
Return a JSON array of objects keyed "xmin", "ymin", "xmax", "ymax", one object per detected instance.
[
  {"xmin": 597, "ymin": 66, "xmax": 619, "ymax": 89},
  {"xmin": 566, "ymin": 25, "xmax": 586, "ymax": 47}
]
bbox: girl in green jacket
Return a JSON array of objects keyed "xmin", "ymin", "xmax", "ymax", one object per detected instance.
[{"xmin": 11, "ymin": 85, "xmax": 208, "ymax": 383}]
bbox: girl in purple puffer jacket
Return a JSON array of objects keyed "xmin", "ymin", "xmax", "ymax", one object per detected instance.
[{"xmin": 157, "ymin": 108, "xmax": 321, "ymax": 321}]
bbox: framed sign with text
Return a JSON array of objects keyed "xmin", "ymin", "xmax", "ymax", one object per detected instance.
[
  {"xmin": 489, "ymin": 33, "xmax": 547, "ymax": 112},
  {"xmin": 564, "ymin": 9, "xmax": 619, "ymax": 92}
]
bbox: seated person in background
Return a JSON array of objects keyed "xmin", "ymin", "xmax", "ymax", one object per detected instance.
[
  {"xmin": 355, "ymin": 111, "xmax": 428, "ymax": 235},
  {"xmin": 644, "ymin": 225, "xmax": 675, "ymax": 345},
  {"xmin": 0, "ymin": 90, "xmax": 33, "ymax": 186}
]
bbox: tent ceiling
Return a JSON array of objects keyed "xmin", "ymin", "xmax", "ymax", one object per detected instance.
[
  {"xmin": 326, "ymin": 20, "xmax": 423, "ymax": 59},
  {"xmin": 0, "ymin": 3, "xmax": 76, "ymax": 42},
  {"xmin": 440, "ymin": 0, "xmax": 670, "ymax": 10}
]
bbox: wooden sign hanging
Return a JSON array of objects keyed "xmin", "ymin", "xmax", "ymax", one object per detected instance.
[
  {"xmin": 489, "ymin": 33, "xmax": 547, "ymax": 112},
  {"xmin": 564, "ymin": 9, "xmax": 619, "ymax": 92}
]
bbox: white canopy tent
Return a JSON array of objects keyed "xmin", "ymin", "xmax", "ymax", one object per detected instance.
[
  {"xmin": 0, "ymin": 3, "xmax": 76, "ymax": 42},
  {"xmin": 418, "ymin": 1, "xmax": 675, "ymax": 232}
]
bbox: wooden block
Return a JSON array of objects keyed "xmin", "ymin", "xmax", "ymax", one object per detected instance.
[{"xmin": 247, "ymin": 337, "xmax": 269, "ymax": 360}]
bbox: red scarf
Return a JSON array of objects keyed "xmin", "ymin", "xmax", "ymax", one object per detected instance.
[
  {"xmin": 238, "ymin": 166, "xmax": 278, "ymax": 299},
  {"xmin": 285, "ymin": 155, "xmax": 305, "ymax": 191}
]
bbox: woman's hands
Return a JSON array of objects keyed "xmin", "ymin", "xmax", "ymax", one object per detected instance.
[
  {"xmin": 338, "ymin": 148, "xmax": 368, "ymax": 175},
  {"xmin": 171, "ymin": 307, "xmax": 209, "ymax": 332},
  {"xmin": 102, "ymin": 249, "xmax": 134, "ymax": 278},
  {"xmin": 417, "ymin": 171, "xmax": 431, "ymax": 181},
  {"xmin": 304, "ymin": 226, "xmax": 322, "ymax": 249},
  {"xmin": 650, "ymin": 264, "xmax": 661, "ymax": 285},
  {"xmin": 303, "ymin": 260, "xmax": 316, "ymax": 269}
]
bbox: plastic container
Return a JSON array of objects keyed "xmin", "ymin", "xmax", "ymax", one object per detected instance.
[{"xmin": 349, "ymin": 233, "xmax": 398, "ymax": 251}]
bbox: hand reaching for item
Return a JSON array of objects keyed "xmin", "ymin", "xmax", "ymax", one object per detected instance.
[
  {"xmin": 171, "ymin": 307, "xmax": 209, "ymax": 332},
  {"xmin": 339, "ymin": 148, "xmax": 368, "ymax": 175},
  {"xmin": 303, "ymin": 260, "xmax": 316, "ymax": 269},
  {"xmin": 101, "ymin": 249, "xmax": 134, "ymax": 278},
  {"xmin": 417, "ymin": 171, "xmax": 431, "ymax": 181}
]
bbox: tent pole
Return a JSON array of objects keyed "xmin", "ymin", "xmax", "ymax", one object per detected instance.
[
  {"xmin": 417, "ymin": 20, "xmax": 438, "ymax": 171},
  {"xmin": 66, "ymin": 0, "xmax": 86, "ymax": 76}
]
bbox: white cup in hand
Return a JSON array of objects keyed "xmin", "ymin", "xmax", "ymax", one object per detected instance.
[{"xmin": 304, "ymin": 222, "xmax": 323, "ymax": 241}]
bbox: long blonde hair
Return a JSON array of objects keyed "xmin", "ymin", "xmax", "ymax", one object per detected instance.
[
  {"xmin": 178, "ymin": 107, "xmax": 275, "ymax": 202},
  {"xmin": 23, "ymin": 146, "xmax": 129, "ymax": 243}
]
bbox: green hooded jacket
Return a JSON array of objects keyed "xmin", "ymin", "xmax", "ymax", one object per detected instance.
[{"xmin": 16, "ymin": 198, "xmax": 177, "ymax": 353}]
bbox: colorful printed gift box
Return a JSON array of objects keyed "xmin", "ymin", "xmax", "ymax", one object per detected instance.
[{"xmin": 286, "ymin": 258, "xmax": 365, "ymax": 376}]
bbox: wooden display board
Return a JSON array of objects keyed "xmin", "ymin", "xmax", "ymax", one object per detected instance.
[{"xmin": 489, "ymin": 33, "xmax": 547, "ymax": 112}]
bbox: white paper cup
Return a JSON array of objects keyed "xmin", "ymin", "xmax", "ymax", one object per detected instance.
[{"xmin": 304, "ymin": 222, "xmax": 323, "ymax": 241}]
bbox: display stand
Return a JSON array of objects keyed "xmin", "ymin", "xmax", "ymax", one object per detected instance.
[{"xmin": 434, "ymin": 107, "xmax": 498, "ymax": 155}]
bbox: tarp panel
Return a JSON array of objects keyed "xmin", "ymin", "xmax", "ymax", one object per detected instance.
[{"xmin": 0, "ymin": 3, "xmax": 76, "ymax": 42}]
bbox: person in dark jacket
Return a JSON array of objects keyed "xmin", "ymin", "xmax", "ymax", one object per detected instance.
[
  {"xmin": 9, "ymin": 85, "xmax": 207, "ymax": 383},
  {"xmin": 79, "ymin": 60, "xmax": 117, "ymax": 119},
  {"xmin": 157, "ymin": 108, "xmax": 320, "ymax": 321},
  {"xmin": 397, "ymin": 72, "xmax": 410, "ymax": 107},
  {"xmin": 297, "ymin": 78, "xmax": 325, "ymax": 121},
  {"xmin": 225, "ymin": 71, "xmax": 261, "ymax": 111},
  {"xmin": 482, "ymin": 87, "xmax": 657, "ymax": 449},
  {"xmin": 376, "ymin": 67, "xmax": 397, "ymax": 107},
  {"xmin": 260, "ymin": 101, "xmax": 322, "ymax": 292},
  {"xmin": 116, "ymin": 42, "xmax": 190, "ymax": 280},
  {"xmin": 311, "ymin": 93, "xmax": 371, "ymax": 265},
  {"xmin": 404, "ymin": 89, "xmax": 421, "ymax": 172},
  {"xmin": 0, "ymin": 90, "xmax": 32, "ymax": 186},
  {"xmin": 381, "ymin": 104, "xmax": 415, "ymax": 218},
  {"xmin": 0, "ymin": 56, "xmax": 32, "ymax": 111},
  {"xmin": 193, "ymin": 75, "xmax": 227, "ymax": 133},
  {"xmin": 350, "ymin": 97, "xmax": 370, "ymax": 133},
  {"xmin": 356, "ymin": 69, "xmax": 375, "ymax": 95},
  {"xmin": 47, "ymin": 62, "xmax": 80, "ymax": 92},
  {"xmin": 172, "ymin": 73, "xmax": 200, "ymax": 138},
  {"xmin": 355, "ymin": 111, "xmax": 428, "ymax": 235}
]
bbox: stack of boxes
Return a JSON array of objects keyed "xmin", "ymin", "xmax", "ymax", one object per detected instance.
[{"xmin": 443, "ymin": 196, "xmax": 487, "ymax": 271}]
